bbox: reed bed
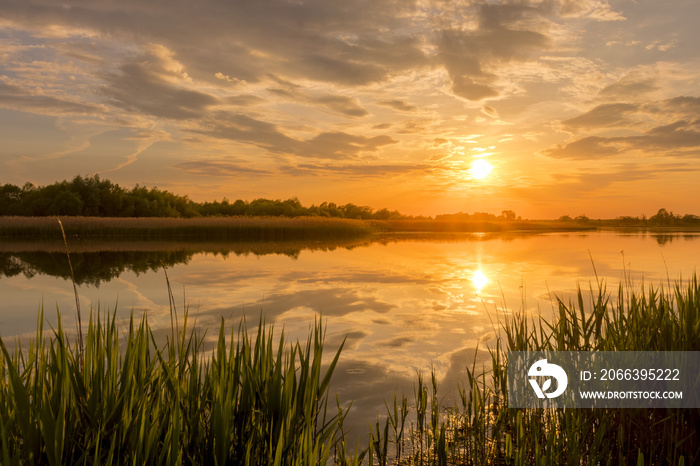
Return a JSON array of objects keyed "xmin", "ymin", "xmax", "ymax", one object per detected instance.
[
  {"xmin": 369, "ymin": 219, "xmax": 594, "ymax": 233},
  {"xmin": 1, "ymin": 276, "xmax": 698, "ymax": 464},
  {"xmin": 365, "ymin": 276, "xmax": 699, "ymax": 465},
  {"xmin": 0, "ymin": 309, "xmax": 363, "ymax": 465},
  {"xmin": 0, "ymin": 216, "xmax": 376, "ymax": 241}
]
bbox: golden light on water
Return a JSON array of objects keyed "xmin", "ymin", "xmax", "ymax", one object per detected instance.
[
  {"xmin": 469, "ymin": 159, "xmax": 493, "ymax": 180},
  {"xmin": 472, "ymin": 269, "xmax": 489, "ymax": 292}
]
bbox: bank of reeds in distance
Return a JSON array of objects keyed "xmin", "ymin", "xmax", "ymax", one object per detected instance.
[
  {"xmin": 0, "ymin": 216, "xmax": 376, "ymax": 241},
  {"xmin": 0, "ymin": 276, "xmax": 698, "ymax": 465}
]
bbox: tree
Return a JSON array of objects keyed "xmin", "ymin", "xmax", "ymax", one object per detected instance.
[
  {"xmin": 501, "ymin": 210, "xmax": 516, "ymax": 221},
  {"xmin": 649, "ymin": 208, "xmax": 677, "ymax": 226},
  {"xmin": 51, "ymin": 191, "xmax": 84, "ymax": 216}
]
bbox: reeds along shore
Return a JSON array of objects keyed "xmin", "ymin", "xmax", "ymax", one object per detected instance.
[
  {"xmin": 0, "ymin": 277, "xmax": 698, "ymax": 465},
  {"xmin": 0, "ymin": 216, "xmax": 377, "ymax": 240},
  {"xmin": 0, "ymin": 216, "xmax": 594, "ymax": 242}
]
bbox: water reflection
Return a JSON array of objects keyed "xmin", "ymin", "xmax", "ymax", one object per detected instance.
[
  {"xmin": 472, "ymin": 269, "xmax": 489, "ymax": 293},
  {"xmin": 650, "ymin": 233, "xmax": 700, "ymax": 245},
  {"xmin": 2, "ymin": 231, "xmax": 700, "ymax": 443},
  {"xmin": 0, "ymin": 238, "xmax": 377, "ymax": 286}
]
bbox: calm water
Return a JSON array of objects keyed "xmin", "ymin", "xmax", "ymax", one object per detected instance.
[{"xmin": 1, "ymin": 231, "xmax": 699, "ymax": 433}]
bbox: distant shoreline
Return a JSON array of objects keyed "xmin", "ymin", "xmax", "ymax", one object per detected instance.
[
  {"xmin": 3, "ymin": 216, "xmax": 700, "ymax": 241},
  {"xmin": 0, "ymin": 215, "xmax": 606, "ymax": 240}
]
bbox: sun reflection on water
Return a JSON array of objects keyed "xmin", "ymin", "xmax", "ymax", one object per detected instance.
[{"xmin": 472, "ymin": 269, "xmax": 489, "ymax": 293}]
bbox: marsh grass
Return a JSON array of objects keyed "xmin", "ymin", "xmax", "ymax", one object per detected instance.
[
  {"xmin": 0, "ymin": 216, "xmax": 376, "ymax": 241},
  {"xmin": 366, "ymin": 276, "xmax": 699, "ymax": 465},
  {"xmin": 0, "ymin": 216, "xmax": 596, "ymax": 242},
  {"xmin": 0, "ymin": 304, "xmax": 364, "ymax": 465}
]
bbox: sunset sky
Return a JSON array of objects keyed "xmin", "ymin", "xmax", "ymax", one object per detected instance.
[{"xmin": 1, "ymin": 0, "xmax": 698, "ymax": 218}]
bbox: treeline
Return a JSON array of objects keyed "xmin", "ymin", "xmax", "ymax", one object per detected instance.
[
  {"xmin": 613, "ymin": 208, "xmax": 700, "ymax": 226},
  {"xmin": 0, "ymin": 175, "xmax": 406, "ymax": 219},
  {"xmin": 435, "ymin": 209, "xmax": 519, "ymax": 221},
  {"xmin": 559, "ymin": 208, "xmax": 700, "ymax": 227}
]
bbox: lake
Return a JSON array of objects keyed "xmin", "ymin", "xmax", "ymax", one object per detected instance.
[{"xmin": 1, "ymin": 230, "xmax": 699, "ymax": 436}]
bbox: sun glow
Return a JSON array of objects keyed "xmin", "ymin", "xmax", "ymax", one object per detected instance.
[
  {"xmin": 472, "ymin": 269, "xmax": 489, "ymax": 292},
  {"xmin": 469, "ymin": 159, "xmax": 494, "ymax": 180}
]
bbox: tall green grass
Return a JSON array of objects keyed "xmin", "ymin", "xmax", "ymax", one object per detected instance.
[
  {"xmin": 0, "ymin": 307, "xmax": 363, "ymax": 465},
  {"xmin": 365, "ymin": 276, "xmax": 699, "ymax": 465}
]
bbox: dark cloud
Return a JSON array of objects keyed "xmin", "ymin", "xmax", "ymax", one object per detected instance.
[
  {"xmin": 226, "ymin": 95, "xmax": 266, "ymax": 106},
  {"xmin": 0, "ymin": 81, "xmax": 99, "ymax": 115},
  {"xmin": 451, "ymin": 75, "xmax": 499, "ymax": 101},
  {"xmin": 543, "ymin": 136, "xmax": 622, "ymax": 159},
  {"xmin": 195, "ymin": 112, "xmax": 396, "ymax": 159},
  {"xmin": 101, "ymin": 55, "xmax": 219, "ymax": 120},
  {"xmin": 173, "ymin": 160, "xmax": 271, "ymax": 177},
  {"xmin": 300, "ymin": 132, "xmax": 398, "ymax": 159},
  {"xmin": 0, "ymin": 0, "xmax": 427, "ymax": 89},
  {"xmin": 653, "ymin": 96, "xmax": 700, "ymax": 118},
  {"xmin": 437, "ymin": 3, "xmax": 551, "ymax": 100},
  {"xmin": 481, "ymin": 105, "xmax": 499, "ymax": 118},
  {"xmin": 624, "ymin": 120, "xmax": 700, "ymax": 153},
  {"xmin": 377, "ymin": 99, "xmax": 417, "ymax": 112},
  {"xmin": 267, "ymin": 75, "xmax": 369, "ymax": 117},
  {"xmin": 296, "ymin": 54, "xmax": 389, "ymax": 86},
  {"xmin": 562, "ymin": 103, "xmax": 638, "ymax": 129},
  {"xmin": 195, "ymin": 112, "xmax": 299, "ymax": 153},
  {"xmin": 544, "ymin": 122, "xmax": 700, "ymax": 159},
  {"xmin": 598, "ymin": 78, "xmax": 659, "ymax": 100},
  {"xmin": 548, "ymin": 97, "xmax": 700, "ymax": 158},
  {"xmin": 313, "ymin": 94, "xmax": 368, "ymax": 118},
  {"xmin": 278, "ymin": 162, "xmax": 431, "ymax": 179}
]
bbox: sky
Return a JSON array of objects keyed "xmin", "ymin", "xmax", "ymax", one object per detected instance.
[{"xmin": 1, "ymin": 0, "xmax": 699, "ymax": 218}]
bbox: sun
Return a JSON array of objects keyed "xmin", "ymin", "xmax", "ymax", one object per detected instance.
[{"xmin": 469, "ymin": 159, "xmax": 493, "ymax": 180}]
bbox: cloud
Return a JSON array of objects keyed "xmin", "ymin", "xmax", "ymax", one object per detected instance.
[
  {"xmin": 598, "ymin": 78, "xmax": 659, "ymax": 100},
  {"xmin": 481, "ymin": 106, "xmax": 499, "ymax": 118},
  {"xmin": 100, "ymin": 48, "xmax": 219, "ymax": 120},
  {"xmin": 507, "ymin": 166, "xmax": 655, "ymax": 202},
  {"xmin": 562, "ymin": 103, "xmax": 638, "ymax": 129},
  {"xmin": 206, "ymin": 288, "xmax": 395, "ymax": 321},
  {"xmin": 267, "ymin": 75, "xmax": 369, "ymax": 118},
  {"xmin": 625, "ymin": 120, "xmax": 700, "ymax": 153},
  {"xmin": 173, "ymin": 159, "xmax": 272, "ymax": 177},
  {"xmin": 225, "ymin": 95, "xmax": 266, "ymax": 106},
  {"xmin": 436, "ymin": 3, "xmax": 551, "ymax": 101},
  {"xmin": 545, "ymin": 120, "xmax": 700, "ymax": 159},
  {"xmin": 377, "ymin": 336, "xmax": 415, "ymax": 348},
  {"xmin": 377, "ymin": 99, "xmax": 417, "ymax": 112},
  {"xmin": 301, "ymin": 132, "xmax": 398, "ymax": 159},
  {"xmin": 279, "ymin": 162, "xmax": 430, "ymax": 178},
  {"xmin": 543, "ymin": 136, "xmax": 621, "ymax": 159},
  {"xmin": 195, "ymin": 112, "xmax": 298, "ymax": 153},
  {"xmin": 0, "ymin": 80, "xmax": 100, "ymax": 115},
  {"xmin": 555, "ymin": 0, "xmax": 625, "ymax": 21},
  {"xmin": 313, "ymin": 94, "xmax": 368, "ymax": 117},
  {"xmin": 0, "ymin": 0, "xmax": 426, "ymax": 87},
  {"xmin": 196, "ymin": 112, "xmax": 397, "ymax": 160},
  {"xmin": 546, "ymin": 96, "xmax": 700, "ymax": 158}
]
